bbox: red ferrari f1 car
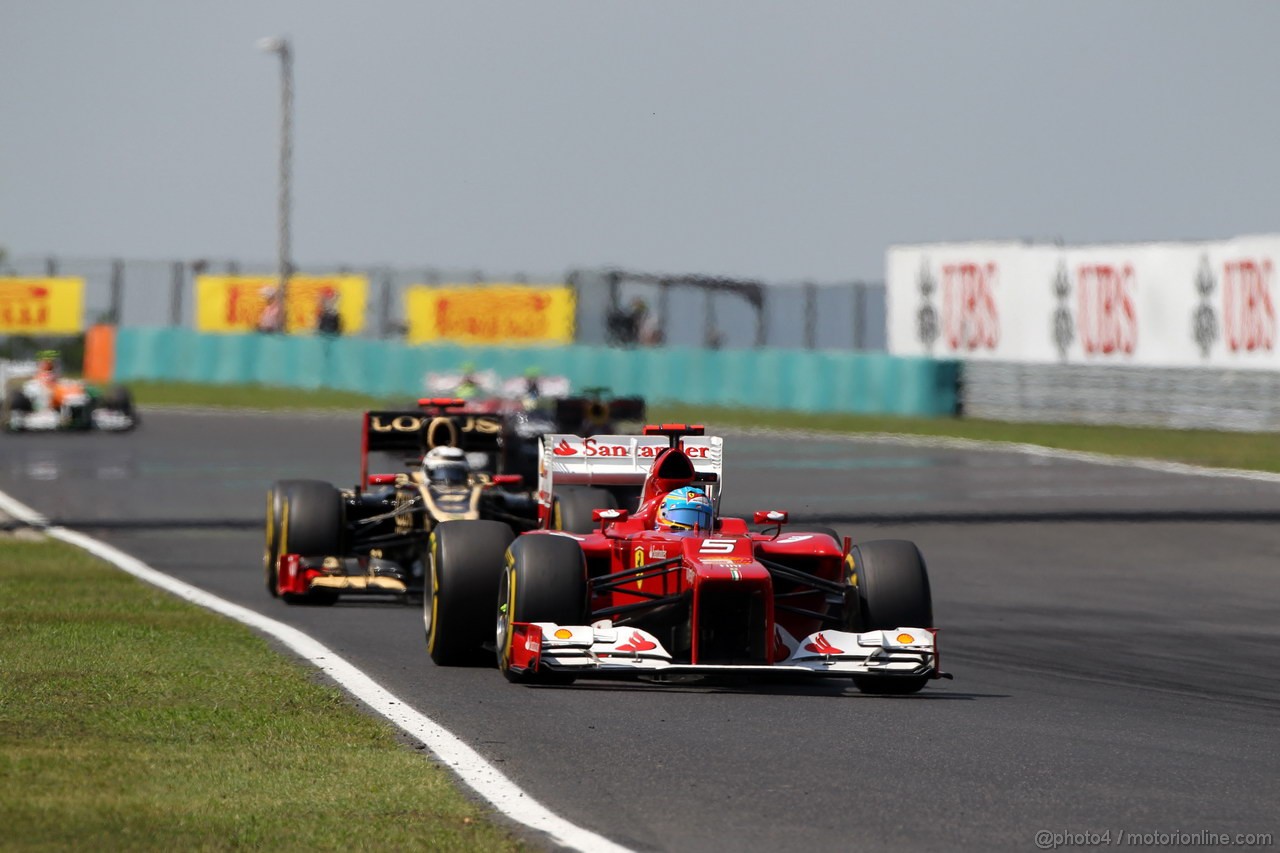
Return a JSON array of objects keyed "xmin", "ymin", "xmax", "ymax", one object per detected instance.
[{"xmin": 425, "ymin": 424, "xmax": 947, "ymax": 694}]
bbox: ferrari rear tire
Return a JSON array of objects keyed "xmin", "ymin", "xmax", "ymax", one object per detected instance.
[
  {"xmin": 279, "ymin": 480, "xmax": 344, "ymax": 605},
  {"xmin": 426, "ymin": 520, "xmax": 515, "ymax": 666},
  {"xmin": 497, "ymin": 534, "xmax": 587, "ymax": 684},
  {"xmin": 845, "ymin": 539, "xmax": 933, "ymax": 696},
  {"xmin": 551, "ymin": 487, "xmax": 618, "ymax": 534}
]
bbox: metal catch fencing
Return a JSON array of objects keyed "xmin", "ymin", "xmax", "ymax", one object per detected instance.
[
  {"xmin": 0, "ymin": 255, "xmax": 886, "ymax": 352},
  {"xmin": 962, "ymin": 361, "xmax": 1280, "ymax": 432}
]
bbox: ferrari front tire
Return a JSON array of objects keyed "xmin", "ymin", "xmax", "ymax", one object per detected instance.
[
  {"xmin": 497, "ymin": 534, "xmax": 587, "ymax": 684},
  {"xmin": 845, "ymin": 539, "xmax": 933, "ymax": 696}
]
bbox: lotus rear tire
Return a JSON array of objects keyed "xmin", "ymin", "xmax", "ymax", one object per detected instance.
[
  {"xmin": 279, "ymin": 480, "xmax": 344, "ymax": 605},
  {"xmin": 264, "ymin": 479, "xmax": 311, "ymax": 597},
  {"xmin": 426, "ymin": 520, "xmax": 515, "ymax": 666}
]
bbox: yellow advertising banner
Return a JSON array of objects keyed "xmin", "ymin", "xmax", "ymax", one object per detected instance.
[
  {"xmin": 0, "ymin": 277, "xmax": 84, "ymax": 334},
  {"xmin": 404, "ymin": 284, "xmax": 575, "ymax": 345},
  {"xmin": 195, "ymin": 274, "xmax": 368, "ymax": 334}
]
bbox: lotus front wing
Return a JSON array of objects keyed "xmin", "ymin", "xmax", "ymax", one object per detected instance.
[{"xmin": 506, "ymin": 622, "xmax": 946, "ymax": 682}]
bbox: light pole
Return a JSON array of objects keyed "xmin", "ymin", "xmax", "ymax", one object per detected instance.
[{"xmin": 257, "ymin": 36, "xmax": 293, "ymax": 331}]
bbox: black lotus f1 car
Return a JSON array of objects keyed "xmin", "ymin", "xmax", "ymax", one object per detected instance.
[{"xmin": 264, "ymin": 402, "xmax": 536, "ymax": 604}]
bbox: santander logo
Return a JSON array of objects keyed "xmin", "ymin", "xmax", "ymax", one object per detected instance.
[{"xmin": 552, "ymin": 439, "xmax": 579, "ymax": 456}]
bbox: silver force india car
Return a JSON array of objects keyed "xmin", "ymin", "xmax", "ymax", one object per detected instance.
[{"xmin": 424, "ymin": 424, "xmax": 949, "ymax": 694}]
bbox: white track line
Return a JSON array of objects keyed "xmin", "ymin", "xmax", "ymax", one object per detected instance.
[
  {"xmin": 725, "ymin": 426, "xmax": 1280, "ymax": 485},
  {"xmin": 0, "ymin": 487, "xmax": 631, "ymax": 853}
]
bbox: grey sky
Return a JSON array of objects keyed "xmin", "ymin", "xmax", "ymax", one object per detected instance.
[{"xmin": 2, "ymin": 1, "xmax": 1277, "ymax": 282}]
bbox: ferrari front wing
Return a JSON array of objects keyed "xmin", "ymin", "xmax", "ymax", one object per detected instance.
[{"xmin": 506, "ymin": 621, "xmax": 946, "ymax": 682}]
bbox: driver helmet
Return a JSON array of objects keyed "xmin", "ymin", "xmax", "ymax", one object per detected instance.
[
  {"xmin": 423, "ymin": 446, "xmax": 469, "ymax": 486},
  {"xmin": 36, "ymin": 350, "xmax": 61, "ymax": 377},
  {"xmin": 655, "ymin": 486, "xmax": 713, "ymax": 531}
]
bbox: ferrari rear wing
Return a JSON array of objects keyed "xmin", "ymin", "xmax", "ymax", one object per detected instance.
[
  {"xmin": 360, "ymin": 410, "xmax": 503, "ymax": 487},
  {"xmin": 536, "ymin": 432, "xmax": 723, "ymax": 508}
]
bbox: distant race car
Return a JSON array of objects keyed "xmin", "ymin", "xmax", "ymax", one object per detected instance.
[
  {"xmin": 264, "ymin": 400, "xmax": 536, "ymax": 604},
  {"xmin": 418, "ymin": 376, "xmax": 647, "ymax": 487},
  {"xmin": 424, "ymin": 424, "xmax": 948, "ymax": 694},
  {"xmin": 1, "ymin": 354, "xmax": 137, "ymax": 433},
  {"xmin": 551, "ymin": 387, "xmax": 646, "ymax": 437}
]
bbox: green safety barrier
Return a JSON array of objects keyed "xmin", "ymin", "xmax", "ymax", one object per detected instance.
[{"xmin": 111, "ymin": 328, "xmax": 959, "ymax": 416}]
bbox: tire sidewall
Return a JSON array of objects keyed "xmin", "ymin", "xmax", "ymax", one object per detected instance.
[
  {"xmin": 427, "ymin": 520, "xmax": 515, "ymax": 666},
  {"xmin": 498, "ymin": 533, "xmax": 588, "ymax": 681}
]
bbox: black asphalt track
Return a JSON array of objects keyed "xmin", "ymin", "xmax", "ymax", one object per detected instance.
[{"xmin": 3, "ymin": 410, "xmax": 1278, "ymax": 851}]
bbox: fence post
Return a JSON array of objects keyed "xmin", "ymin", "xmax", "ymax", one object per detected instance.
[
  {"xmin": 658, "ymin": 280, "xmax": 671, "ymax": 342},
  {"xmin": 566, "ymin": 270, "xmax": 580, "ymax": 341},
  {"xmin": 379, "ymin": 269, "xmax": 393, "ymax": 338},
  {"xmin": 703, "ymin": 288, "xmax": 715, "ymax": 347},
  {"xmin": 606, "ymin": 270, "xmax": 621, "ymax": 315},
  {"xmin": 803, "ymin": 282, "xmax": 817, "ymax": 349},
  {"xmin": 170, "ymin": 262, "xmax": 185, "ymax": 327},
  {"xmin": 755, "ymin": 295, "xmax": 767, "ymax": 348},
  {"xmin": 852, "ymin": 282, "xmax": 866, "ymax": 350},
  {"xmin": 108, "ymin": 259, "xmax": 125, "ymax": 324}
]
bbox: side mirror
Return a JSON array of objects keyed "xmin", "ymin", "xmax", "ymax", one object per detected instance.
[
  {"xmin": 753, "ymin": 510, "xmax": 788, "ymax": 525},
  {"xmin": 367, "ymin": 473, "xmax": 397, "ymax": 486},
  {"xmin": 491, "ymin": 474, "xmax": 523, "ymax": 486},
  {"xmin": 593, "ymin": 508, "xmax": 629, "ymax": 530}
]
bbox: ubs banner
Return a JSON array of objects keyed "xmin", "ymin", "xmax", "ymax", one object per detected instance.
[
  {"xmin": 0, "ymin": 277, "xmax": 85, "ymax": 334},
  {"xmin": 404, "ymin": 284, "xmax": 575, "ymax": 345},
  {"xmin": 195, "ymin": 274, "xmax": 368, "ymax": 334},
  {"xmin": 887, "ymin": 235, "xmax": 1280, "ymax": 369}
]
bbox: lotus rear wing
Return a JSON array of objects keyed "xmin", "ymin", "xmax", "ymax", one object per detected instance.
[
  {"xmin": 360, "ymin": 410, "xmax": 503, "ymax": 487},
  {"xmin": 536, "ymin": 432, "xmax": 724, "ymax": 512}
]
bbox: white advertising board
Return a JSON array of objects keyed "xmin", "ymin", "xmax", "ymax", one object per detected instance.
[{"xmin": 887, "ymin": 235, "xmax": 1280, "ymax": 369}]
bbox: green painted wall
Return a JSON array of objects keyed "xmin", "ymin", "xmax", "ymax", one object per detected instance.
[{"xmin": 113, "ymin": 328, "xmax": 959, "ymax": 416}]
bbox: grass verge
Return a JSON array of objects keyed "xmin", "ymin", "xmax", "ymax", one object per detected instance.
[
  {"xmin": 0, "ymin": 538, "xmax": 524, "ymax": 851},
  {"xmin": 125, "ymin": 380, "xmax": 1280, "ymax": 474}
]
